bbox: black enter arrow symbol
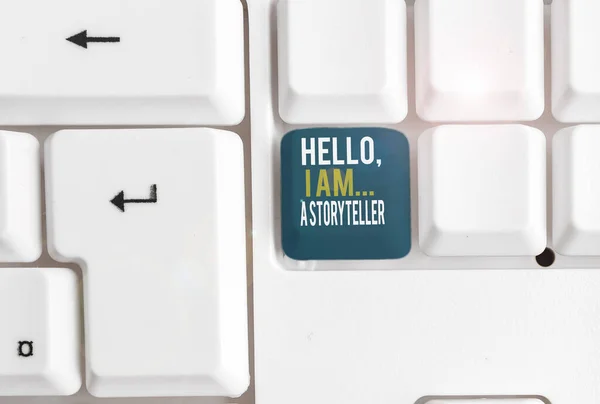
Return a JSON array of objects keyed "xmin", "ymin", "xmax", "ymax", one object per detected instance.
[
  {"xmin": 111, "ymin": 185, "xmax": 158, "ymax": 212},
  {"xmin": 67, "ymin": 30, "xmax": 120, "ymax": 49}
]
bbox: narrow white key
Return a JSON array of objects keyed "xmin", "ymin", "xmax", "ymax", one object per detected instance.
[
  {"xmin": 419, "ymin": 125, "xmax": 546, "ymax": 257},
  {"xmin": 0, "ymin": 131, "xmax": 41, "ymax": 262},
  {"xmin": 427, "ymin": 400, "xmax": 542, "ymax": 404},
  {"xmin": 0, "ymin": 268, "xmax": 81, "ymax": 396},
  {"xmin": 45, "ymin": 129, "xmax": 249, "ymax": 397},
  {"xmin": 0, "ymin": 0, "xmax": 244, "ymax": 125},
  {"xmin": 552, "ymin": 0, "xmax": 600, "ymax": 122},
  {"xmin": 553, "ymin": 125, "xmax": 600, "ymax": 255},
  {"xmin": 415, "ymin": 0, "xmax": 544, "ymax": 122},
  {"xmin": 278, "ymin": 0, "xmax": 407, "ymax": 124}
]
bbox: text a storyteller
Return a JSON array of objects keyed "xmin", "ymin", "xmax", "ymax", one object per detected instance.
[{"xmin": 300, "ymin": 198, "xmax": 385, "ymax": 227}]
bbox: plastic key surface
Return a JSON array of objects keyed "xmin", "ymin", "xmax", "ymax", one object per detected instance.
[
  {"xmin": 415, "ymin": 0, "xmax": 544, "ymax": 121},
  {"xmin": 45, "ymin": 128, "xmax": 249, "ymax": 397},
  {"xmin": 0, "ymin": 268, "xmax": 81, "ymax": 396},
  {"xmin": 554, "ymin": 125, "xmax": 600, "ymax": 255},
  {"xmin": 419, "ymin": 125, "xmax": 546, "ymax": 257},
  {"xmin": 0, "ymin": 131, "xmax": 41, "ymax": 262},
  {"xmin": 552, "ymin": 0, "xmax": 600, "ymax": 122},
  {"xmin": 278, "ymin": 0, "xmax": 407, "ymax": 124},
  {"xmin": 281, "ymin": 127, "xmax": 411, "ymax": 260},
  {"xmin": 426, "ymin": 400, "xmax": 543, "ymax": 404},
  {"xmin": 0, "ymin": 0, "xmax": 244, "ymax": 125}
]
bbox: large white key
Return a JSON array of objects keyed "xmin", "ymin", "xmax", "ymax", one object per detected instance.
[
  {"xmin": 278, "ymin": 0, "xmax": 407, "ymax": 124},
  {"xmin": 415, "ymin": 0, "xmax": 544, "ymax": 122},
  {"xmin": 0, "ymin": 0, "xmax": 244, "ymax": 125},
  {"xmin": 419, "ymin": 125, "xmax": 546, "ymax": 257},
  {"xmin": 0, "ymin": 268, "xmax": 81, "ymax": 396},
  {"xmin": 45, "ymin": 129, "xmax": 249, "ymax": 397},
  {"xmin": 0, "ymin": 131, "xmax": 41, "ymax": 262},
  {"xmin": 554, "ymin": 125, "xmax": 600, "ymax": 255},
  {"xmin": 552, "ymin": 0, "xmax": 600, "ymax": 122}
]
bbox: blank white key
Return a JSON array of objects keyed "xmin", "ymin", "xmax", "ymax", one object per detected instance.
[
  {"xmin": 415, "ymin": 0, "xmax": 544, "ymax": 122},
  {"xmin": 552, "ymin": 0, "xmax": 600, "ymax": 122},
  {"xmin": 45, "ymin": 129, "xmax": 248, "ymax": 397},
  {"xmin": 0, "ymin": 0, "xmax": 244, "ymax": 125},
  {"xmin": 419, "ymin": 125, "xmax": 546, "ymax": 257},
  {"xmin": 278, "ymin": 0, "xmax": 407, "ymax": 124},
  {"xmin": 0, "ymin": 131, "xmax": 41, "ymax": 262},
  {"xmin": 553, "ymin": 126, "xmax": 600, "ymax": 255},
  {"xmin": 0, "ymin": 268, "xmax": 81, "ymax": 396},
  {"xmin": 427, "ymin": 400, "xmax": 542, "ymax": 404}
]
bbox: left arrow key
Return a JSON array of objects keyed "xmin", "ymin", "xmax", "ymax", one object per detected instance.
[{"xmin": 0, "ymin": 0, "xmax": 244, "ymax": 125}]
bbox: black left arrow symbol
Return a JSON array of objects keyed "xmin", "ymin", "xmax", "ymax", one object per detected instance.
[
  {"xmin": 67, "ymin": 30, "xmax": 120, "ymax": 49},
  {"xmin": 111, "ymin": 185, "xmax": 158, "ymax": 212}
]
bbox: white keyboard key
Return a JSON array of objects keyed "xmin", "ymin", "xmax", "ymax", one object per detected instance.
[
  {"xmin": 0, "ymin": 0, "xmax": 244, "ymax": 125},
  {"xmin": 0, "ymin": 131, "xmax": 41, "ymax": 262},
  {"xmin": 553, "ymin": 125, "xmax": 600, "ymax": 255},
  {"xmin": 45, "ymin": 129, "xmax": 249, "ymax": 397},
  {"xmin": 419, "ymin": 125, "xmax": 546, "ymax": 257},
  {"xmin": 278, "ymin": 0, "xmax": 407, "ymax": 124},
  {"xmin": 427, "ymin": 400, "xmax": 542, "ymax": 404},
  {"xmin": 0, "ymin": 268, "xmax": 81, "ymax": 396},
  {"xmin": 415, "ymin": 0, "xmax": 544, "ymax": 122},
  {"xmin": 552, "ymin": 0, "xmax": 600, "ymax": 122}
]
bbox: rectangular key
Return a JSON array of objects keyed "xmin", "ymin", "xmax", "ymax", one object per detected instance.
[
  {"xmin": 278, "ymin": 0, "xmax": 407, "ymax": 124},
  {"xmin": 415, "ymin": 0, "xmax": 544, "ymax": 121},
  {"xmin": 0, "ymin": 131, "xmax": 41, "ymax": 262},
  {"xmin": 0, "ymin": 268, "xmax": 81, "ymax": 396},
  {"xmin": 0, "ymin": 0, "xmax": 244, "ymax": 125},
  {"xmin": 554, "ymin": 125, "xmax": 600, "ymax": 255},
  {"xmin": 419, "ymin": 125, "xmax": 546, "ymax": 256},
  {"xmin": 427, "ymin": 400, "xmax": 543, "ymax": 404},
  {"xmin": 280, "ymin": 127, "xmax": 411, "ymax": 260},
  {"xmin": 45, "ymin": 129, "xmax": 249, "ymax": 397},
  {"xmin": 552, "ymin": 0, "xmax": 600, "ymax": 122}
]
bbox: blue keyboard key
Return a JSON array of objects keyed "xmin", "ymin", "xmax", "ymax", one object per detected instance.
[{"xmin": 281, "ymin": 127, "xmax": 411, "ymax": 261}]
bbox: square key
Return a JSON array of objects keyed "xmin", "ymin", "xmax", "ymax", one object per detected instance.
[
  {"xmin": 552, "ymin": 0, "xmax": 600, "ymax": 122},
  {"xmin": 281, "ymin": 128, "xmax": 411, "ymax": 260},
  {"xmin": 278, "ymin": 0, "xmax": 407, "ymax": 124},
  {"xmin": 415, "ymin": 0, "xmax": 544, "ymax": 121},
  {"xmin": 553, "ymin": 126, "xmax": 600, "ymax": 255},
  {"xmin": 418, "ymin": 125, "xmax": 546, "ymax": 257}
]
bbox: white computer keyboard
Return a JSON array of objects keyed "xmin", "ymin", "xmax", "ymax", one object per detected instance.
[{"xmin": 1, "ymin": 0, "xmax": 600, "ymax": 404}]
